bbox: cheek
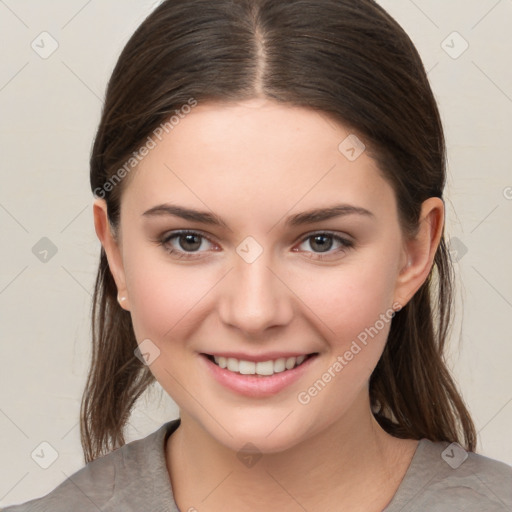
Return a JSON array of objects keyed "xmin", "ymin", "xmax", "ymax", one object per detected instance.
[
  {"xmin": 123, "ymin": 245, "xmax": 219, "ymax": 344},
  {"xmin": 298, "ymin": 252, "xmax": 400, "ymax": 345},
  {"xmin": 292, "ymin": 256, "xmax": 399, "ymax": 422}
]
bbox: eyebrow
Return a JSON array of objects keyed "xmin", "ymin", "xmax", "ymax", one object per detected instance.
[{"xmin": 142, "ymin": 203, "xmax": 374, "ymax": 228}]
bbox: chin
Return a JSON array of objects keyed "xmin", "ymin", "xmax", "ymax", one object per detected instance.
[{"xmin": 206, "ymin": 414, "xmax": 310, "ymax": 456}]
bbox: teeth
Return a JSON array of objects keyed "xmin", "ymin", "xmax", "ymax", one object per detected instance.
[
  {"xmin": 273, "ymin": 358, "xmax": 286, "ymax": 373},
  {"xmin": 255, "ymin": 360, "xmax": 273, "ymax": 375},
  {"xmin": 213, "ymin": 354, "xmax": 309, "ymax": 376},
  {"xmin": 227, "ymin": 357, "xmax": 238, "ymax": 372},
  {"xmin": 239, "ymin": 360, "xmax": 256, "ymax": 375},
  {"xmin": 285, "ymin": 357, "xmax": 295, "ymax": 370}
]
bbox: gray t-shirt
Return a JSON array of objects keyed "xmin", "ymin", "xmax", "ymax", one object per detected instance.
[{"xmin": 2, "ymin": 418, "xmax": 511, "ymax": 511}]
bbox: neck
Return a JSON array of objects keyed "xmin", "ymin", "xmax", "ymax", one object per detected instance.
[{"xmin": 166, "ymin": 390, "xmax": 418, "ymax": 512}]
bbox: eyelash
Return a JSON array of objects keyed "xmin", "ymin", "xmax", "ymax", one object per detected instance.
[{"xmin": 157, "ymin": 230, "xmax": 354, "ymax": 261}]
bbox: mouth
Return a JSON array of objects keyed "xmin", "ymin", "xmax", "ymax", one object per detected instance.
[
  {"xmin": 201, "ymin": 352, "xmax": 318, "ymax": 377},
  {"xmin": 200, "ymin": 352, "xmax": 320, "ymax": 397}
]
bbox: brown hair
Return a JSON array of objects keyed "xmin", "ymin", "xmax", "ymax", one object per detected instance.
[{"xmin": 81, "ymin": 0, "xmax": 476, "ymax": 463}]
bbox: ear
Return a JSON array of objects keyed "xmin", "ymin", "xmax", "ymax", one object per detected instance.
[
  {"xmin": 92, "ymin": 198, "xmax": 130, "ymax": 311},
  {"xmin": 393, "ymin": 197, "xmax": 444, "ymax": 308}
]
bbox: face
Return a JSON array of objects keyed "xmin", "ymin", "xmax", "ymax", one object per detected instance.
[{"xmin": 95, "ymin": 98, "xmax": 438, "ymax": 454}]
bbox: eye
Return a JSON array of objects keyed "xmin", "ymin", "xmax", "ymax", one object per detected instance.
[
  {"xmin": 157, "ymin": 230, "xmax": 354, "ymax": 261},
  {"xmin": 159, "ymin": 230, "xmax": 217, "ymax": 260},
  {"xmin": 294, "ymin": 232, "xmax": 354, "ymax": 260}
]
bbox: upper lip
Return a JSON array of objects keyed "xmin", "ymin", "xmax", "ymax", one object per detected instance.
[{"xmin": 201, "ymin": 352, "xmax": 317, "ymax": 363}]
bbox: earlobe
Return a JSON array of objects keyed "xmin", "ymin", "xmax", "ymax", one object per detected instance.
[
  {"xmin": 92, "ymin": 198, "xmax": 130, "ymax": 310},
  {"xmin": 393, "ymin": 197, "xmax": 444, "ymax": 307}
]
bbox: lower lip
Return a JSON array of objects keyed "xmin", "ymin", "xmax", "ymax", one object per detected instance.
[{"xmin": 200, "ymin": 353, "xmax": 318, "ymax": 398}]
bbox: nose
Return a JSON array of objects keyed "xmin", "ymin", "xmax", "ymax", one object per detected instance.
[{"xmin": 218, "ymin": 249, "xmax": 294, "ymax": 336}]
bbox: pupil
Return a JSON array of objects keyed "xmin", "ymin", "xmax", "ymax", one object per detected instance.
[
  {"xmin": 311, "ymin": 235, "xmax": 332, "ymax": 253},
  {"xmin": 180, "ymin": 234, "xmax": 201, "ymax": 251}
]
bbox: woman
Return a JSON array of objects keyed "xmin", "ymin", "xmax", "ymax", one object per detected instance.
[{"xmin": 4, "ymin": 0, "xmax": 511, "ymax": 510}]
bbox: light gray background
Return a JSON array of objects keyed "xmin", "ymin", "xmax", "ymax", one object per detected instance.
[{"xmin": 0, "ymin": 0, "xmax": 511, "ymax": 506}]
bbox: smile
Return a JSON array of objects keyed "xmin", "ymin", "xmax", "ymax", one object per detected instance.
[
  {"xmin": 201, "ymin": 352, "xmax": 319, "ymax": 397},
  {"xmin": 203, "ymin": 353, "xmax": 317, "ymax": 377}
]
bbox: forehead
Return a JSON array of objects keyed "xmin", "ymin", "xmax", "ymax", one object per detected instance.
[{"xmin": 120, "ymin": 99, "xmax": 397, "ymax": 227}]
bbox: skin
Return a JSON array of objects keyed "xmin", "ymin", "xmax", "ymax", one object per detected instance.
[{"xmin": 94, "ymin": 97, "xmax": 444, "ymax": 511}]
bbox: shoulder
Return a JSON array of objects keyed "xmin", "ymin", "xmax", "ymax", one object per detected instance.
[
  {"xmin": 0, "ymin": 450, "xmax": 117, "ymax": 512},
  {"xmin": 386, "ymin": 438, "xmax": 512, "ymax": 512},
  {"xmin": 1, "ymin": 420, "xmax": 180, "ymax": 512}
]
